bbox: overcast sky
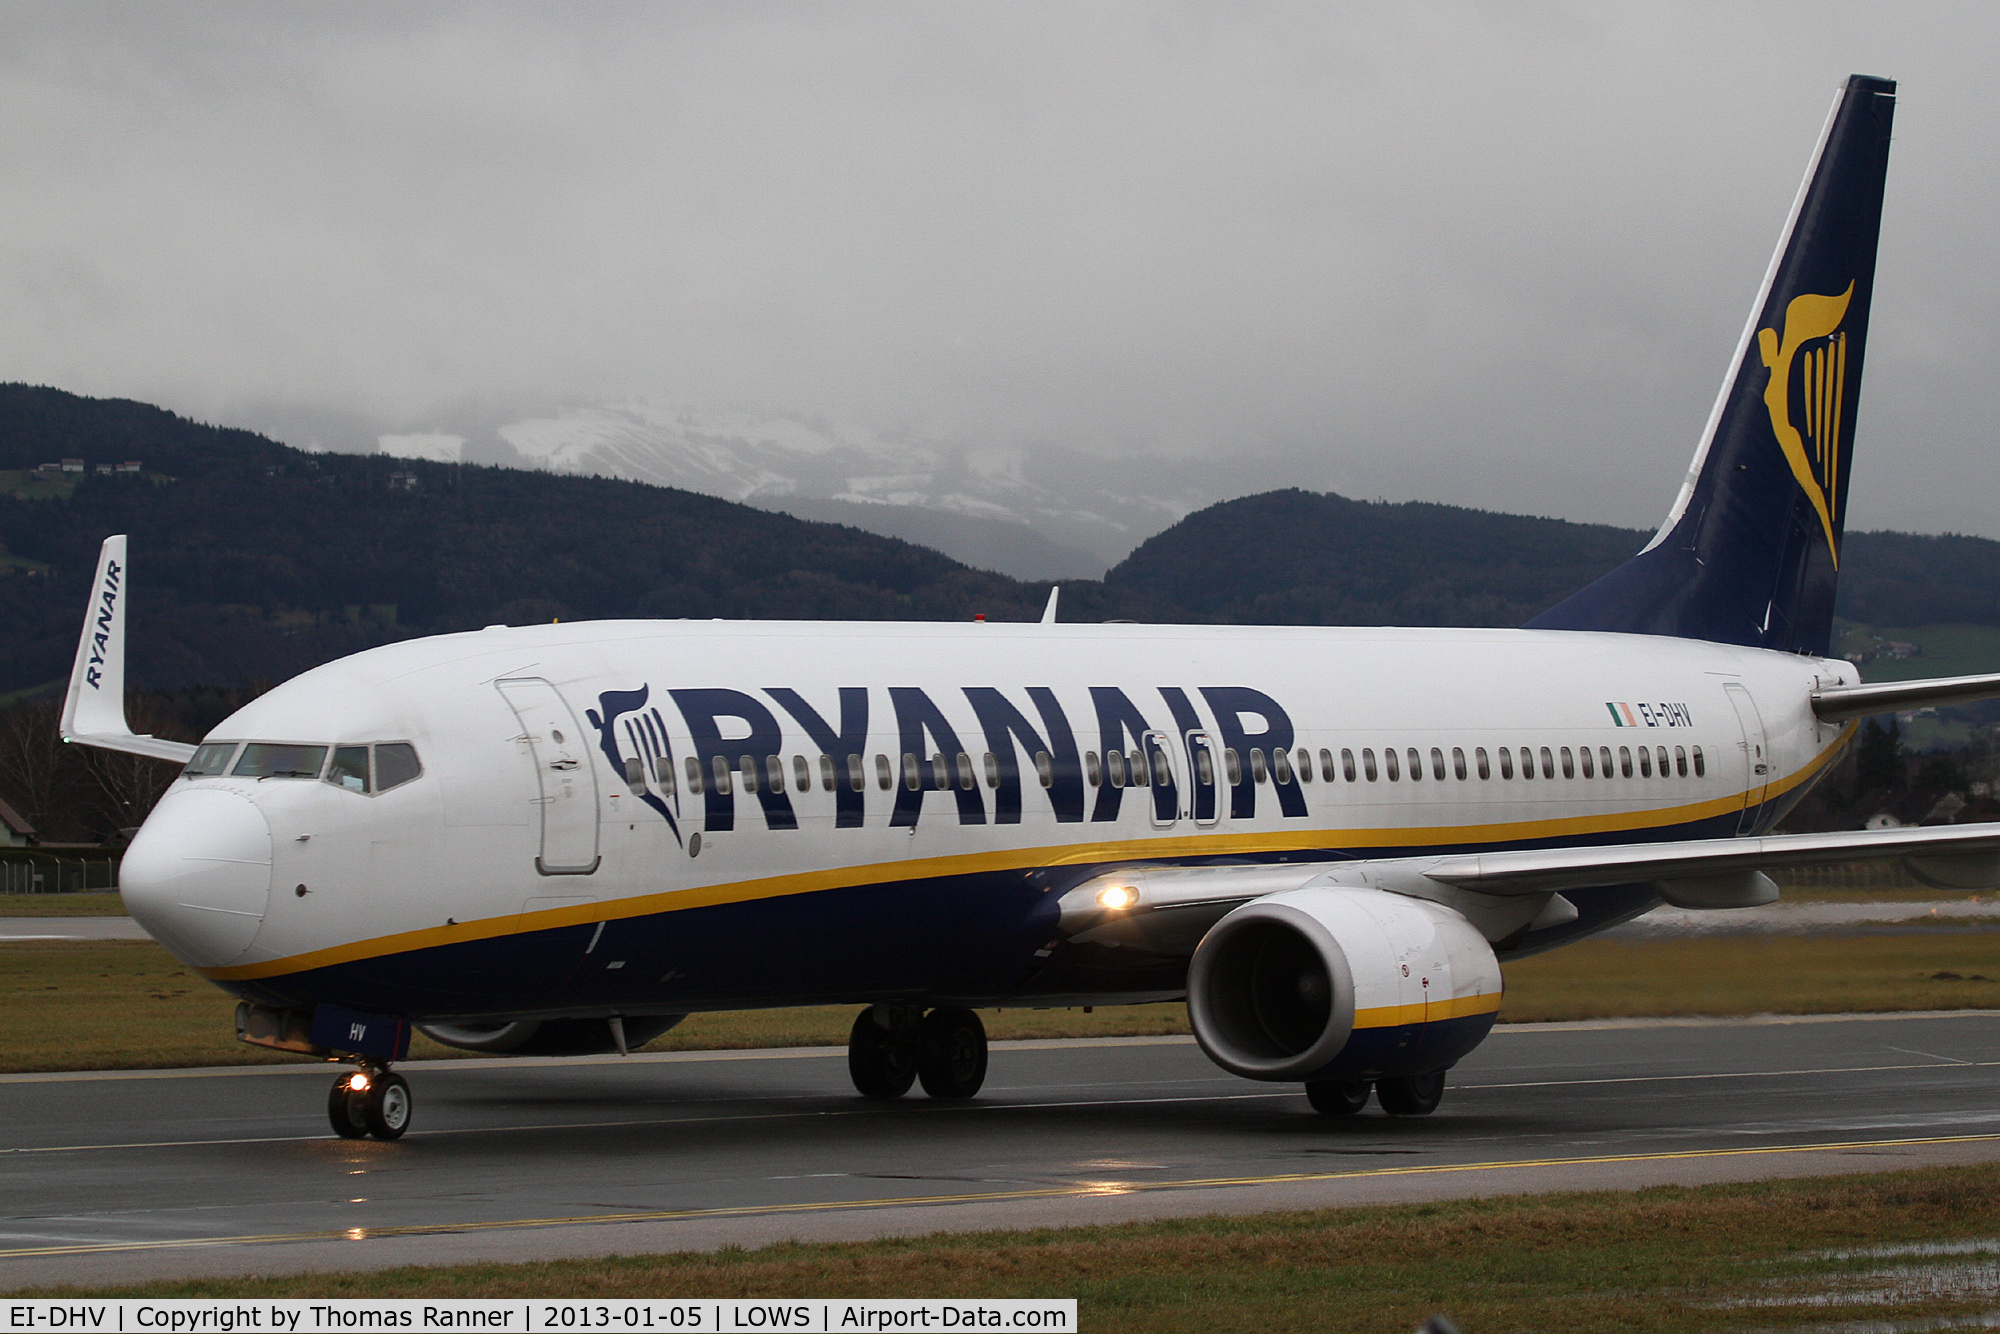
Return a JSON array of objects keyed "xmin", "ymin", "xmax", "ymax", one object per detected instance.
[{"xmin": 2, "ymin": 3, "xmax": 1997, "ymax": 536}]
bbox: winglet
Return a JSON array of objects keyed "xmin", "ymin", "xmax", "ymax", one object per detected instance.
[
  {"xmin": 59, "ymin": 536, "xmax": 196, "ymax": 763},
  {"xmin": 1041, "ymin": 587, "xmax": 1060, "ymax": 624}
]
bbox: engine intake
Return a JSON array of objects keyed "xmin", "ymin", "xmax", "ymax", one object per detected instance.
[{"xmin": 1187, "ymin": 886, "xmax": 1501, "ymax": 1082}]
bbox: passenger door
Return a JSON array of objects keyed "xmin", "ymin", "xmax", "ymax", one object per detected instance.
[
  {"xmin": 1723, "ymin": 682, "xmax": 1772, "ymax": 835},
  {"xmin": 495, "ymin": 677, "xmax": 601, "ymax": 874}
]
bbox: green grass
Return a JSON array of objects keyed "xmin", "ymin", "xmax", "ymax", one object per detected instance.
[
  {"xmin": 0, "ymin": 891, "xmax": 127, "ymax": 916},
  {"xmin": 18, "ymin": 1164, "xmax": 2000, "ymax": 1331},
  {"xmin": 6, "ymin": 930, "xmax": 2000, "ymax": 1073}
]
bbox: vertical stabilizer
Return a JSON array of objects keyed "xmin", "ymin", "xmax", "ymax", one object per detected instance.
[{"xmin": 1529, "ymin": 75, "xmax": 1896, "ymax": 656}]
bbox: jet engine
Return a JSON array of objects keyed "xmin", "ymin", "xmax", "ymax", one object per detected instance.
[
  {"xmin": 1186, "ymin": 887, "xmax": 1501, "ymax": 1083},
  {"xmin": 419, "ymin": 1015, "xmax": 684, "ymax": 1056}
]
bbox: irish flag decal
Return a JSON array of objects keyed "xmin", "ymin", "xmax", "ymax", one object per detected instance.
[{"xmin": 1606, "ymin": 702, "xmax": 1640, "ymax": 726}]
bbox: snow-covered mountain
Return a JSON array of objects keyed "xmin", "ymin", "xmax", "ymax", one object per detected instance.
[{"xmin": 380, "ymin": 403, "xmax": 1250, "ymax": 579}]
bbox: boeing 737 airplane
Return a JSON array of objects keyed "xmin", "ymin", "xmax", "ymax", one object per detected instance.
[{"xmin": 60, "ymin": 75, "xmax": 2000, "ymax": 1141}]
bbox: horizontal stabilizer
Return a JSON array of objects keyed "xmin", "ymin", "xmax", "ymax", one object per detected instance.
[
  {"xmin": 58, "ymin": 535, "xmax": 196, "ymax": 765},
  {"xmin": 1812, "ymin": 672, "xmax": 2000, "ymax": 722}
]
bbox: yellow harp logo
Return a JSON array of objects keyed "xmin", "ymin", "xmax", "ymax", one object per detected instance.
[{"xmin": 1757, "ymin": 281, "xmax": 1854, "ymax": 566}]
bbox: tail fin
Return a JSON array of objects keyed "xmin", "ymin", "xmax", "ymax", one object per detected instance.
[{"xmin": 1529, "ymin": 74, "xmax": 1896, "ymax": 656}]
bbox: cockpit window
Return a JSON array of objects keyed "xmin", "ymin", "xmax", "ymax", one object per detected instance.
[
  {"xmin": 326, "ymin": 746, "xmax": 370, "ymax": 793},
  {"xmin": 232, "ymin": 743, "xmax": 329, "ymax": 780},
  {"xmin": 183, "ymin": 742, "xmax": 240, "ymax": 778},
  {"xmin": 374, "ymin": 742, "xmax": 422, "ymax": 792}
]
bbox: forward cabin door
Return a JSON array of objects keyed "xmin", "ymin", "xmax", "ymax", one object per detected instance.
[
  {"xmin": 495, "ymin": 677, "xmax": 602, "ymax": 875},
  {"xmin": 1723, "ymin": 682, "xmax": 1772, "ymax": 835}
]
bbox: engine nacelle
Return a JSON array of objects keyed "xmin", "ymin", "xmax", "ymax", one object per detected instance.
[
  {"xmin": 1187, "ymin": 887, "xmax": 1502, "ymax": 1083},
  {"xmin": 419, "ymin": 1015, "xmax": 684, "ymax": 1056}
]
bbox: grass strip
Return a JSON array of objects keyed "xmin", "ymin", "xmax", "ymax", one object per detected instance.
[
  {"xmin": 8, "ymin": 931, "xmax": 2000, "ymax": 1073},
  {"xmin": 0, "ymin": 892, "xmax": 127, "ymax": 917},
  {"xmin": 15, "ymin": 1163, "xmax": 2000, "ymax": 1331}
]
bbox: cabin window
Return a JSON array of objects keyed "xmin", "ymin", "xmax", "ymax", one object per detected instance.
[
  {"xmin": 1131, "ymin": 749, "xmax": 1149, "ymax": 786},
  {"xmin": 1273, "ymin": 748, "xmax": 1293, "ymax": 784},
  {"xmin": 1539, "ymin": 746, "xmax": 1554, "ymax": 779},
  {"xmin": 1321, "ymin": 748, "xmax": 1338, "ymax": 782},
  {"xmin": 1675, "ymin": 745, "xmax": 1688, "ymax": 777},
  {"xmin": 1429, "ymin": 747, "xmax": 1445, "ymax": 780},
  {"xmin": 1638, "ymin": 747, "xmax": 1652, "ymax": 778},
  {"xmin": 1580, "ymin": 746, "xmax": 1594, "ymax": 779},
  {"xmin": 1656, "ymin": 746, "xmax": 1670, "ymax": 777},
  {"xmin": 739, "ymin": 756, "xmax": 760, "ymax": 794},
  {"xmin": 1293, "ymin": 748, "xmax": 1310, "ymax": 783},
  {"xmin": 1340, "ymin": 748, "xmax": 1356, "ymax": 782},
  {"xmin": 653, "ymin": 754, "xmax": 676, "ymax": 798},
  {"xmin": 793, "ymin": 755, "xmax": 811, "ymax": 791},
  {"xmin": 1520, "ymin": 747, "xmax": 1536, "ymax": 780},
  {"xmin": 849, "ymin": 755, "xmax": 866, "ymax": 792},
  {"xmin": 1693, "ymin": 745, "xmax": 1706, "ymax": 777},
  {"xmin": 1619, "ymin": 746, "xmax": 1633, "ymax": 778},
  {"xmin": 327, "ymin": 746, "xmax": 370, "ymax": 793},
  {"xmin": 983, "ymin": 751, "xmax": 1001, "ymax": 787},
  {"xmin": 1600, "ymin": 746, "xmax": 1614, "ymax": 777},
  {"xmin": 1222, "ymin": 749, "xmax": 1241, "ymax": 784},
  {"xmin": 1085, "ymin": 750, "xmax": 1102, "ymax": 787},
  {"xmin": 875, "ymin": 754, "xmax": 893, "ymax": 790},
  {"xmin": 1105, "ymin": 750, "xmax": 1126, "ymax": 788},
  {"xmin": 765, "ymin": 755, "xmax": 785, "ymax": 793},
  {"xmin": 1385, "ymin": 748, "xmax": 1401, "ymax": 781},
  {"xmin": 1407, "ymin": 748, "xmax": 1423, "ymax": 781},
  {"xmin": 953, "ymin": 752, "xmax": 972, "ymax": 790},
  {"xmin": 686, "ymin": 756, "xmax": 705, "ymax": 795},
  {"xmin": 1476, "ymin": 747, "xmax": 1490, "ymax": 779},
  {"xmin": 902, "ymin": 754, "xmax": 921, "ymax": 791},
  {"xmin": 184, "ymin": 741, "xmax": 239, "ymax": 778},
  {"xmin": 711, "ymin": 755, "xmax": 733, "ymax": 795},
  {"xmin": 233, "ymin": 743, "xmax": 328, "ymax": 780},
  {"xmin": 818, "ymin": 754, "xmax": 835, "ymax": 789},
  {"xmin": 1559, "ymin": 746, "xmax": 1574, "ymax": 779},
  {"xmin": 1250, "ymin": 748, "xmax": 1269, "ymax": 784},
  {"xmin": 1195, "ymin": 748, "xmax": 1215, "ymax": 785},
  {"xmin": 1036, "ymin": 751, "xmax": 1055, "ymax": 788},
  {"xmin": 1362, "ymin": 748, "xmax": 1377, "ymax": 781},
  {"xmin": 1498, "ymin": 747, "xmax": 1514, "ymax": 779},
  {"xmin": 929, "ymin": 752, "xmax": 950, "ymax": 791}
]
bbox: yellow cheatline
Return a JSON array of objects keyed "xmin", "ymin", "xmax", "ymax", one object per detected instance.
[
  {"xmin": 2, "ymin": 1129, "xmax": 1993, "ymax": 1261},
  {"xmin": 198, "ymin": 731, "xmax": 1853, "ymax": 984}
]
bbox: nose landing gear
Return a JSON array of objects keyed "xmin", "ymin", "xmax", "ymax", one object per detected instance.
[{"xmin": 328, "ymin": 1065, "xmax": 413, "ymax": 1140}]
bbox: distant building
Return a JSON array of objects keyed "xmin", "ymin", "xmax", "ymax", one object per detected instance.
[
  {"xmin": 59, "ymin": 458, "xmax": 83, "ymax": 473},
  {"xmin": 94, "ymin": 463, "xmax": 112, "ymax": 475},
  {"xmin": 387, "ymin": 471, "xmax": 420, "ymax": 491},
  {"xmin": 0, "ymin": 796, "xmax": 35, "ymax": 847},
  {"xmin": 114, "ymin": 461, "xmax": 142, "ymax": 474},
  {"xmin": 33, "ymin": 462, "xmax": 59, "ymax": 474}
]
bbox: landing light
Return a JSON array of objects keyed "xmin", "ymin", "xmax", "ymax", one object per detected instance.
[
  {"xmin": 347, "ymin": 1072, "xmax": 371, "ymax": 1093},
  {"xmin": 1096, "ymin": 886, "xmax": 1138, "ymax": 911}
]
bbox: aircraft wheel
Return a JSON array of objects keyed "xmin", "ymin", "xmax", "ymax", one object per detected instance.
[
  {"xmin": 328, "ymin": 1074, "xmax": 369, "ymax": 1139},
  {"xmin": 848, "ymin": 1010, "xmax": 918, "ymax": 1100},
  {"xmin": 1305, "ymin": 1078, "xmax": 1372, "ymax": 1116},
  {"xmin": 358, "ymin": 1071, "xmax": 413, "ymax": 1140},
  {"xmin": 916, "ymin": 1008, "xmax": 988, "ymax": 1100},
  {"xmin": 1376, "ymin": 1069, "xmax": 1447, "ymax": 1117}
]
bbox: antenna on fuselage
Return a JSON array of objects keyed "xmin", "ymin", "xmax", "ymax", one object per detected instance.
[{"xmin": 1040, "ymin": 587, "xmax": 1060, "ymax": 624}]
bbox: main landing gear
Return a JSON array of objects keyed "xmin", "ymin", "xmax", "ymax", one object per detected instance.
[
  {"xmin": 1306, "ymin": 1070, "xmax": 1447, "ymax": 1118},
  {"xmin": 847, "ymin": 1005, "xmax": 989, "ymax": 1101},
  {"xmin": 328, "ymin": 1064, "xmax": 413, "ymax": 1140}
]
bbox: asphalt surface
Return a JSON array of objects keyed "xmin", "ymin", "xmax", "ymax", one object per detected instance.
[
  {"xmin": 6, "ymin": 1012, "xmax": 2000, "ymax": 1289},
  {"xmin": 0, "ymin": 917, "xmax": 149, "ymax": 941}
]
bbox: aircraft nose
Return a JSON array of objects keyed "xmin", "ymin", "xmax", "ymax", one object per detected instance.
[{"xmin": 121, "ymin": 788, "xmax": 274, "ymax": 967}]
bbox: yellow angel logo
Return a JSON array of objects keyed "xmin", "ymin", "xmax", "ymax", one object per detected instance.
[{"xmin": 1757, "ymin": 281, "xmax": 1854, "ymax": 566}]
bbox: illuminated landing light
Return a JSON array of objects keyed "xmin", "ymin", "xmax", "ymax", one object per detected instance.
[
  {"xmin": 346, "ymin": 1073, "xmax": 371, "ymax": 1093},
  {"xmin": 1096, "ymin": 886, "xmax": 1138, "ymax": 911}
]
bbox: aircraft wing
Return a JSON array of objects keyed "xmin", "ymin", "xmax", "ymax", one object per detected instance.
[
  {"xmin": 58, "ymin": 535, "xmax": 197, "ymax": 765},
  {"xmin": 1814, "ymin": 673, "xmax": 2000, "ymax": 722}
]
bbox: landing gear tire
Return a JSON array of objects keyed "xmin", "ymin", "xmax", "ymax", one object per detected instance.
[
  {"xmin": 328, "ymin": 1069, "xmax": 413, "ymax": 1140},
  {"xmin": 1376, "ymin": 1069, "xmax": 1446, "ymax": 1117},
  {"xmin": 848, "ymin": 1010, "xmax": 918, "ymax": 1100},
  {"xmin": 1305, "ymin": 1078, "xmax": 1372, "ymax": 1116},
  {"xmin": 916, "ymin": 1008, "xmax": 988, "ymax": 1100},
  {"xmin": 328, "ymin": 1076, "xmax": 369, "ymax": 1139}
]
